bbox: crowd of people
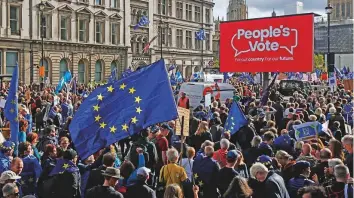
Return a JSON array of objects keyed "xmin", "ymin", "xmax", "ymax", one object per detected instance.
[{"xmin": 0, "ymin": 75, "xmax": 352, "ymax": 198}]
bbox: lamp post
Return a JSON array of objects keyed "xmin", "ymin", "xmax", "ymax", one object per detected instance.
[
  {"xmin": 325, "ymin": 4, "xmax": 333, "ymax": 71},
  {"xmin": 39, "ymin": 0, "xmax": 45, "ymax": 89}
]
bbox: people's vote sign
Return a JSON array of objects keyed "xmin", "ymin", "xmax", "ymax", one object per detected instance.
[{"xmin": 220, "ymin": 14, "xmax": 314, "ymax": 72}]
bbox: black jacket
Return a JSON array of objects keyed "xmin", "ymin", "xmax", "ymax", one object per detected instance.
[
  {"xmin": 264, "ymin": 171, "xmax": 290, "ymax": 198},
  {"xmin": 86, "ymin": 186, "xmax": 124, "ymax": 198},
  {"xmin": 53, "ymin": 171, "xmax": 81, "ymax": 198},
  {"xmin": 85, "ymin": 165, "xmax": 106, "ymax": 191},
  {"xmin": 125, "ymin": 180, "xmax": 156, "ymax": 198}
]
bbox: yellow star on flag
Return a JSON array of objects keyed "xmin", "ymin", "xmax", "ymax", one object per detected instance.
[
  {"xmin": 62, "ymin": 163, "xmax": 69, "ymax": 169},
  {"xmin": 100, "ymin": 122, "xmax": 107, "ymax": 129},
  {"xmin": 122, "ymin": 124, "xmax": 129, "ymax": 131},
  {"xmin": 95, "ymin": 115, "xmax": 101, "ymax": 122},
  {"xmin": 120, "ymin": 83, "xmax": 126, "ymax": 90},
  {"xmin": 93, "ymin": 104, "xmax": 100, "ymax": 111},
  {"xmin": 110, "ymin": 126, "xmax": 117, "ymax": 133},
  {"xmin": 11, "ymin": 100, "xmax": 16, "ymax": 104},
  {"xmin": 129, "ymin": 87, "xmax": 136, "ymax": 94},
  {"xmin": 136, "ymin": 107, "xmax": 142, "ymax": 114},
  {"xmin": 194, "ymin": 173, "xmax": 199, "ymax": 179},
  {"xmin": 135, "ymin": 96, "xmax": 142, "ymax": 104},
  {"xmin": 9, "ymin": 108, "xmax": 14, "ymax": 113},
  {"xmin": 14, "ymin": 117, "xmax": 18, "ymax": 122},
  {"xmin": 28, "ymin": 177, "xmax": 34, "ymax": 183},
  {"xmin": 131, "ymin": 116, "xmax": 138, "ymax": 124},
  {"xmin": 107, "ymin": 85, "xmax": 114, "ymax": 92},
  {"xmin": 198, "ymin": 181, "xmax": 204, "ymax": 187},
  {"xmin": 97, "ymin": 94, "xmax": 104, "ymax": 101}
]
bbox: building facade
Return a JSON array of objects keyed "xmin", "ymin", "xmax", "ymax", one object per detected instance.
[
  {"xmin": 0, "ymin": 0, "xmax": 215, "ymax": 85},
  {"xmin": 329, "ymin": 0, "xmax": 353, "ymax": 21},
  {"xmin": 212, "ymin": 16, "xmax": 221, "ymax": 67},
  {"xmin": 129, "ymin": 0, "xmax": 215, "ymax": 78},
  {"xmin": 226, "ymin": 0, "xmax": 247, "ymax": 21},
  {"xmin": 0, "ymin": 0, "xmax": 131, "ymax": 85},
  {"xmin": 284, "ymin": 1, "xmax": 303, "ymax": 15}
]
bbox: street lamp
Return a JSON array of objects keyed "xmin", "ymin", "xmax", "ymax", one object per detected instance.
[
  {"xmin": 39, "ymin": 0, "xmax": 46, "ymax": 89},
  {"xmin": 325, "ymin": 4, "xmax": 333, "ymax": 72}
]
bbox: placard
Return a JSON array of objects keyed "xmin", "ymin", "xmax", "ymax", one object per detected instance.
[
  {"xmin": 0, "ymin": 99, "xmax": 6, "ymax": 108},
  {"xmin": 204, "ymin": 93, "xmax": 211, "ymax": 107},
  {"xmin": 175, "ymin": 107, "xmax": 190, "ymax": 136}
]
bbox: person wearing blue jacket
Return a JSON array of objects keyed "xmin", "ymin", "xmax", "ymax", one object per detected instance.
[
  {"xmin": 18, "ymin": 142, "xmax": 42, "ymax": 196},
  {"xmin": 0, "ymin": 141, "xmax": 15, "ymax": 174}
]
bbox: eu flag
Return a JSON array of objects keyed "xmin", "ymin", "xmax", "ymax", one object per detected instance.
[
  {"xmin": 69, "ymin": 59, "xmax": 178, "ymax": 159},
  {"xmin": 261, "ymin": 73, "xmax": 278, "ymax": 106},
  {"xmin": 4, "ymin": 64, "xmax": 19, "ymax": 144},
  {"xmin": 293, "ymin": 121, "xmax": 321, "ymax": 140},
  {"xmin": 224, "ymin": 102, "xmax": 247, "ymax": 135}
]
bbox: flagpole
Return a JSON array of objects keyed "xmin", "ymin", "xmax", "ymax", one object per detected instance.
[{"xmin": 201, "ymin": 0, "xmax": 204, "ymax": 71}]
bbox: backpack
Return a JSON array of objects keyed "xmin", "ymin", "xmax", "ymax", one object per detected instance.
[{"xmin": 129, "ymin": 143, "xmax": 149, "ymax": 168}]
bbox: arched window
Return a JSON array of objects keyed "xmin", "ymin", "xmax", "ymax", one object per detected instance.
[
  {"xmin": 95, "ymin": 60, "xmax": 103, "ymax": 82},
  {"xmin": 59, "ymin": 59, "xmax": 68, "ymax": 79},
  {"xmin": 39, "ymin": 59, "xmax": 49, "ymax": 79},
  {"xmin": 78, "ymin": 60, "xmax": 85, "ymax": 84},
  {"xmin": 111, "ymin": 61, "xmax": 119, "ymax": 79}
]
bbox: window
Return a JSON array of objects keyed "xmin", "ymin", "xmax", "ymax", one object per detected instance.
[
  {"xmin": 111, "ymin": 0, "xmax": 118, "ymax": 8},
  {"xmin": 158, "ymin": 26, "xmax": 166, "ymax": 45},
  {"xmin": 206, "ymin": 33, "xmax": 210, "ymax": 50},
  {"xmin": 79, "ymin": 19, "xmax": 89, "ymax": 42},
  {"xmin": 195, "ymin": 38, "xmax": 201, "ymax": 50},
  {"xmin": 186, "ymin": 30, "xmax": 192, "ymax": 49},
  {"xmin": 176, "ymin": 2, "xmax": 183, "ymax": 19},
  {"xmin": 205, "ymin": 8, "xmax": 210, "ymax": 23},
  {"xmin": 6, "ymin": 52, "xmax": 18, "ymax": 74},
  {"xmin": 347, "ymin": 2, "xmax": 352, "ymax": 17},
  {"xmin": 168, "ymin": 0, "xmax": 172, "ymax": 16},
  {"xmin": 78, "ymin": 60, "xmax": 85, "ymax": 84},
  {"xmin": 96, "ymin": 21, "xmax": 104, "ymax": 43},
  {"xmin": 195, "ymin": 6, "xmax": 201, "ymax": 22},
  {"xmin": 336, "ymin": 3, "xmax": 340, "ymax": 18},
  {"xmin": 167, "ymin": 28, "xmax": 172, "ymax": 46},
  {"xmin": 186, "ymin": 4, "xmax": 192, "ymax": 21},
  {"xmin": 60, "ymin": 16, "xmax": 70, "ymax": 41},
  {"xmin": 176, "ymin": 29, "xmax": 183, "ymax": 48},
  {"xmin": 40, "ymin": 15, "xmax": 52, "ymax": 39},
  {"xmin": 341, "ymin": 3, "xmax": 345, "ymax": 17},
  {"xmin": 59, "ymin": 59, "xmax": 68, "ymax": 79},
  {"xmin": 158, "ymin": 0, "xmax": 166, "ymax": 15},
  {"xmin": 111, "ymin": 61, "xmax": 119, "ymax": 79},
  {"xmin": 96, "ymin": 0, "xmax": 103, "ymax": 6},
  {"xmin": 10, "ymin": 6, "xmax": 19, "ymax": 35},
  {"xmin": 111, "ymin": 23, "xmax": 120, "ymax": 44},
  {"xmin": 95, "ymin": 61, "xmax": 103, "ymax": 82}
]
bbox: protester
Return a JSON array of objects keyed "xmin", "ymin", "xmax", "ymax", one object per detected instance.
[
  {"xmin": 125, "ymin": 167, "xmax": 156, "ymax": 198},
  {"xmin": 217, "ymin": 150, "xmax": 239, "ymax": 196}
]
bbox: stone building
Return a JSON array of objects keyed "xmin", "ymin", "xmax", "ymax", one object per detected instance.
[
  {"xmin": 0, "ymin": 0, "xmax": 215, "ymax": 84},
  {"xmin": 329, "ymin": 0, "xmax": 353, "ymax": 21},
  {"xmin": 226, "ymin": 0, "xmax": 247, "ymax": 21}
]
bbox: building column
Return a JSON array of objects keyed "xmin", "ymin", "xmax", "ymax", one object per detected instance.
[
  {"xmin": 1, "ymin": 1, "xmax": 6, "ymax": 36},
  {"xmin": 1, "ymin": 49, "xmax": 6, "ymax": 74},
  {"xmin": 23, "ymin": 50, "xmax": 31, "ymax": 85}
]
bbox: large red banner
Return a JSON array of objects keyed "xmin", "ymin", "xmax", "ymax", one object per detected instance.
[{"xmin": 220, "ymin": 14, "xmax": 314, "ymax": 72}]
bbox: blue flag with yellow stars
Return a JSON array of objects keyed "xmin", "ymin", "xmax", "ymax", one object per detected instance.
[
  {"xmin": 4, "ymin": 63, "xmax": 19, "ymax": 144},
  {"xmin": 224, "ymin": 101, "xmax": 247, "ymax": 135},
  {"xmin": 49, "ymin": 159, "xmax": 79, "ymax": 176},
  {"xmin": 69, "ymin": 59, "xmax": 178, "ymax": 159}
]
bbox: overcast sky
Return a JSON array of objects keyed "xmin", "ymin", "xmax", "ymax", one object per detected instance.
[{"xmin": 213, "ymin": 0, "xmax": 327, "ymax": 19}]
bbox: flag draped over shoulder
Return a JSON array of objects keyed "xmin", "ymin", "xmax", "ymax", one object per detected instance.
[
  {"xmin": 69, "ymin": 59, "xmax": 178, "ymax": 159},
  {"xmin": 4, "ymin": 64, "xmax": 19, "ymax": 143},
  {"xmin": 293, "ymin": 121, "xmax": 322, "ymax": 140},
  {"xmin": 224, "ymin": 102, "xmax": 247, "ymax": 135}
]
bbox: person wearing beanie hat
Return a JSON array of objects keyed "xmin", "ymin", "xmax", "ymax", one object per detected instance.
[
  {"xmin": 256, "ymin": 155, "xmax": 274, "ymax": 170},
  {"xmin": 288, "ymin": 161, "xmax": 316, "ymax": 198},
  {"xmin": 0, "ymin": 141, "xmax": 15, "ymax": 174},
  {"xmin": 217, "ymin": 150, "xmax": 239, "ymax": 197},
  {"xmin": 125, "ymin": 167, "xmax": 156, "ymax": 198}
]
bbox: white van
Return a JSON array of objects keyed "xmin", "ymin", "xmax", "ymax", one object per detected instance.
[{"xmin": 178, "ymin": 82, "xmax": 236, "ymax": 109}]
